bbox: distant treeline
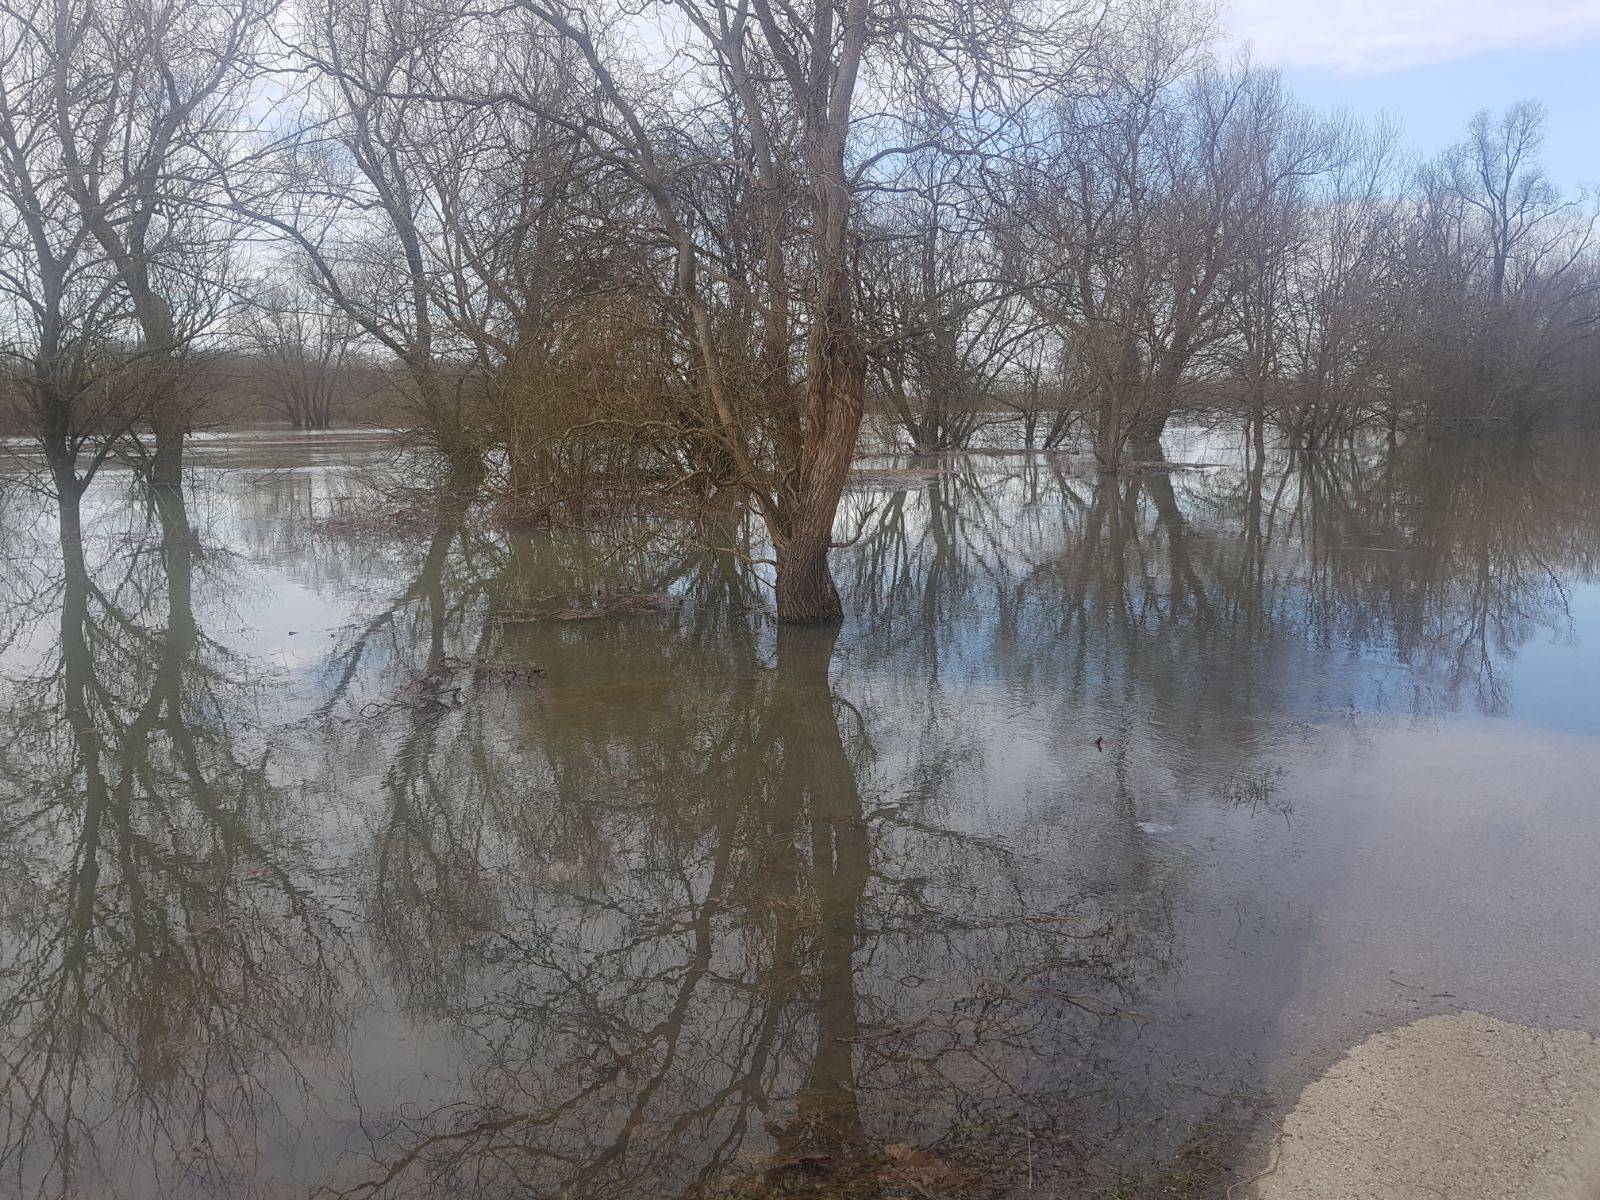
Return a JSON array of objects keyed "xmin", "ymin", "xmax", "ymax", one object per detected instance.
[
  {"xmin": 0, "ymin": 352, "xmax": 401, "ymax": 437},
  {"xmin": 3, "ymin": 0, "xmax": 1597, "ymax": 618}
]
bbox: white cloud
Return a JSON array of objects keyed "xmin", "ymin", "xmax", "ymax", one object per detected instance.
[{"xmin": 1224, "ymin": 0, "xmax": 1600, "ymax": 72}]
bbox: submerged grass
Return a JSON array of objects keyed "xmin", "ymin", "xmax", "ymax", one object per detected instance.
[
  {"xmin": 1093, "ymin": 1097, "xmax": 1271, "ymax": 1200},
  {"xmin": 697, "ymin": 1141, "xmax": 994, "ymax": 1200},
  {"xmin": 689, "ymin": 1092, "xmax": 1268, "ymax": 1200}
]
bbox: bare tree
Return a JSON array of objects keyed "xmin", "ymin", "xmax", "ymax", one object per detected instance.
[
  {"xmin": 1449, "ymin": 103, "xmax": 1564, "ymax": 308},
  {"xmin": 1273, "ymin": 117, "xmax": 1407, "ymax": 450},
  {"xmin": 346, "ymin": 0, "xmax": 1103, "ymax": 619},
  {"xmin": 232, "ymin": 0, "xmax": 509, "ymax": 485},
  {"xmin": 1402, "ymin": 102, "xmax": 1594, "ymax": 433},
  {"xmin": 242, "ymin": 277, "xmax": 358, "ymax": 429},
  {"xmin": 858, "ymin": 150, "xmax": 1040, "ymax": 452},
  {"xmin": 0, "ymin": 0, "xmax": 149, "ymax": 505},
  {"xmin": 1007, "ymin": 12, "xmax": 1211, "ymax": 469},
  {"xmin": 32, "ymin": 0, "xmax": 270, "ymax": 487}
]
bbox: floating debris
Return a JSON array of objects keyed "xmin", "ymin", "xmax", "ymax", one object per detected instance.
[
  {"xmin": 442, "ymin": 655, "xmax": 546, "ymax": 681},
  {"xmin": 491, "ymin": 593, "xmax": 676, "ymax": 623}
]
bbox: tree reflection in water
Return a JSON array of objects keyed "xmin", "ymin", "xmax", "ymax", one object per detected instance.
[
  {"xmin": 317, "ymin": 516, "xmax": 1149, "ymax": 1199},
  {"xmin": 0, "ymin": 482, "xmax": 346, "ymax": 1198},
  {"xmin": 0, "ymin": 435, "xmax": 1596, "ymax": 1198}
]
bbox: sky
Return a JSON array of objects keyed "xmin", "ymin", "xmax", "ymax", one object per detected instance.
[{"xmin": 1221, "ymin": 0, "xmax": 1600, "ymax": 194}]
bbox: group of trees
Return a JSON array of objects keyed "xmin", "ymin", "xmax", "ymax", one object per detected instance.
[{"xmin": 2, "ymin": 0, "xmax": 1597, "ymax": 619}]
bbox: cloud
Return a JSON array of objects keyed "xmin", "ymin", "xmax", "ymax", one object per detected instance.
[{"xmin": 1224, "ymin": 0, "xmax": 1600, "ymax": 72}]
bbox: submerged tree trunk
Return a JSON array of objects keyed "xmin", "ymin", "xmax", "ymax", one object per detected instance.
[
  {"xmin": 57, "ymin": 488, "xmax": 89, "ymax": 587},
  {"xmin": 774, "ymin": 406, "xmax": 861, "ymax": 623},
  {"xmin": 40, "ymin": 381, "xmax": 80, "ymax": 503},
  {"xmin": 1093, "ymin": 391, "xmax": 1125, "ymax": 472},
  {"xmin": 1128, "ymin": 438, "xmax": 1164, "ymax": 463},
  {"xmin": 149, "ymin": 387, "xmax": 185, "ymax": 489},
  {"xmin": 775, "ymin": 532, "xmax": 844, "ymax": 624},
  {"xmin": 1129, "ymin": 408, "xmax": 1170, "ymax": 452},
  {"xmin": 146, "ymin": 318, "xmax": 183, "ymax": 489}
]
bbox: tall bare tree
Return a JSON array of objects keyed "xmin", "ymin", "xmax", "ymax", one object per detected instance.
[
  {"xmin": 0, "ymin": 0, "xmax": 149, "ymax": 507},
  {"xmin": 31, "ymin": 0, "xmax": 269, "ymax": 486},
  {"xmin": 356, "ymin": 0, "xmax": 1102, "ymax": 619}
]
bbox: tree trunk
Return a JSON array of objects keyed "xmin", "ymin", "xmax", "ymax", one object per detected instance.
[
  {"xmin": 1094, "ymin": 397, "xmax": 1124, "ymax": 472},
  {"xmin": 1129, "ymin": 408, "xmax": 1170, "ymax": 450},
  {"xmin": 132, "ymin": 287, "xmax": 185, "ymax": 489},
  {"xmin": 155, "ymin": 487, "xmax": 196, "ymax": 717},
  {"xmin": 149, "ymin": 388, "xmax": 185, "ymax": 489},
  {"xmin": 775, "ymin": 531, "xmax": 844, "ymax": 624},
  {"xmin": 773, "ymin": 256, "xmax": 865, "ymax": 624},
  {"xmin": 40, "ymin": 382, "xmax": 79, "ymax": 501},
  {"xmin": 58, "ymin": 488, "xmax": 88, "ymax": 585}
]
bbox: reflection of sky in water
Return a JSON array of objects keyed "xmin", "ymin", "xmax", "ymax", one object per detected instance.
[{"xmin": 1499, "ymin": 583, "xmax": 1600, "ymax": 736}]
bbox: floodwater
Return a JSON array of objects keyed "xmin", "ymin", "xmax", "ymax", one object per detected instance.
[{"xmin": 1, "ymin": 430, "xmax": 1598, "ymax": 1199}]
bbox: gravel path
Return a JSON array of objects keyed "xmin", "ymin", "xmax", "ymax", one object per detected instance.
[{"xmin": 1252, "ymin": 1012, "xmax": 1600, "ymax": 1200}]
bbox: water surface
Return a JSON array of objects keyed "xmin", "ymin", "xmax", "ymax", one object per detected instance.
[{"xmin": 1, "ymin": 432, "xmax": 1597, "ymax": 1198}]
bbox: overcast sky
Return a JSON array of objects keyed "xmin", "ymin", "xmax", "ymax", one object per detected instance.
[{"xmin": 1222, "ymin": 0, "xmax": 1600, "ymax": 192}]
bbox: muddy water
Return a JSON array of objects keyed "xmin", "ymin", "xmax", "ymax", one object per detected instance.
[{"xmin": 1, "ymin": 432, "xmax": 1598, "ymax": 1198}]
